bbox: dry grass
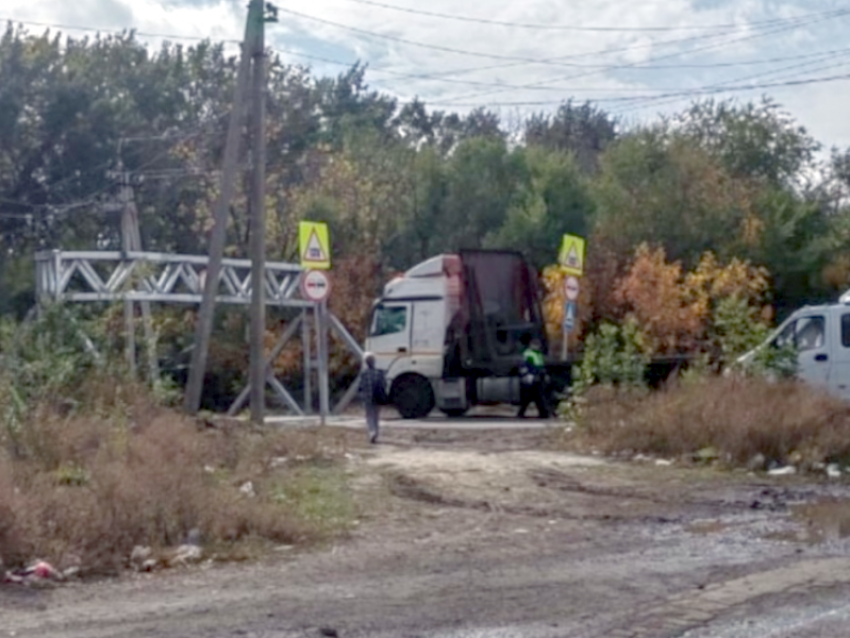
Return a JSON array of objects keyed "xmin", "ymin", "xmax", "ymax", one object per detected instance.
[
  {"xmin": 564, "ymin": 376, "xmax": 850, "ymax": 468},
  {"xmin": 0, "ymin": 377, "xmax": 353, "ymax": 576}
]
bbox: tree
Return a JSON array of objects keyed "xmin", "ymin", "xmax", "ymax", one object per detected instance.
[
  {"xmin": 525, "ymin": 100, "xmax": 617, "ymax": 173},
  {"xmin": 487, "ymin": 146, "xmax": 594, "ymax": 269},
  {"xmin": 384, "ymin": 145, "xmax": 448, "ymax": 267},
  {"xmin": 591, "ymin": 128, "xmax": 755, "ymax": 268},
  {"xmin": 673, "ymin": 97, "xmax": 819, "ymax": 188},
  {"xmin": 437, "ymin": 136, "xmax": 523, "ymax": 253}
]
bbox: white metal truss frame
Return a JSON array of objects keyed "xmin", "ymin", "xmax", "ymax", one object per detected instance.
[
  {"xmin": 34, "ymin": 250, "xmax": 364, "ymax": 419},
  {"xmin": 35, "ymin": 249, "xmax": 309, "ymax": 308}
]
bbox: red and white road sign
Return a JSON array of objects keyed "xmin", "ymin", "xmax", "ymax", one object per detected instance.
[
  {"xmin": 300, "ymin": 270, "xmax": 331, "ymax": 302},
  {"xmin": 564, "ymin": 276, "xmax": 580, "ymax": 301}
]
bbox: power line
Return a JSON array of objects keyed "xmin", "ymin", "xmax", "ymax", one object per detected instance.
[
  {"xmin": 609, "ymin": 52, "xmax": 850, "ymax": 116},
  {"xmin": 336, "ymin": 0, "xmax": 844, "ymax": 33},
  {"xmin": 420, "ymin": 72, "xmax": 850, "ymax": 108},
  {"xmin": 275, "ymin": 43, "xmax": 850, "ymax": 95},
  {"xmin": 433, "ymin": 8, "xmax": 850, "ymax": 105},
  {"xmin": 276, "ymin": 5, "xmax": 795, "ymax": 69},
  {"xmin": 0, "ymin": 16, "xmax": 241, "ymax": 44},
  {"xmin": 6, "ymin": 12, "xmax": 827, "ymax": 87},
  {"xmin": 279, "ymin": 42, "xmax": 850, "ymax": 76}
]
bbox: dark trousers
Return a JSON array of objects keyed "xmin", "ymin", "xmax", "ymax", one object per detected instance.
[
  {"xmin": 518, "ymin": 381, "xmax": 550, "ymax": 418},
  {"xmin": 365, "ymin": 402, "xmax": 380, "ymax": 440}
]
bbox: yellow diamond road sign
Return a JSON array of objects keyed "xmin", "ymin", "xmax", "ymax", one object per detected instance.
[
  {"xmin": 299, "ymin": 221, "xmax": 331, "ymax": 270},
  {"xmin": 558, "ymin": 234, "xmax": 585, "ymax": 277}
]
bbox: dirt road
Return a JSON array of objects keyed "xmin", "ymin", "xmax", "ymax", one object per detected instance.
[{"xmin": 4, "ymin": 421, "xmax": 850, "ymax": 638}]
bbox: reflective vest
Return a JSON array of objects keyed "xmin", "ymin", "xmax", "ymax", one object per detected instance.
[{"xmin": 523, "ymin": 348, "xmax": 545, "ymax": 370}]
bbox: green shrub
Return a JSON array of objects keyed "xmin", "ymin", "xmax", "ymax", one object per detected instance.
[{"xmin": 577, "ymin": 319, "xmax": 650, "ymax": 390}]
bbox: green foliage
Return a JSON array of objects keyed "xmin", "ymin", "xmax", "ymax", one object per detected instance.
[
  {"xmin": 439, "ymin": 137, "xmax": 522, "ymax": 252},
  {"xmin": 0, "ymin": 305, "xmax": 101, "ymax": 455},
  {"xmin": 751, "ymin": 341, "xmax": 799, "ymax": 380},
  {"xmin": 706, "ymin": 295, "xmax": 797, "ymax": 379},
  {"xmin": 710, "ymin": 295, "xmax": 771, "ymax": 363},
  {"xmin": 487, "ymin": 147, "xmax": 594, "ymax": 269},
  {"xmin": 577, "ymin": 320, "xmax": 650, "ymax": 389},
  {"xmin": 592, "ymin": 129, "xmax": 752, "ymax": 267},
  {"xmin": 524, "ymin": 100, "xmax": 617, "ymax": 173},
  {"xmin": 673, "ymin": 97, "xmax": 819, "ymax": 188},
  {"xmin": 560, "ymin": 320, "xmax": 649, "ymax": 424}
]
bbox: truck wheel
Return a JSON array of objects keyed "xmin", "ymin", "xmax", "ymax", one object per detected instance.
[
  {"xmin": 441, "ymin": 408, "xmax": 468, "ymax": 418},
  {"xmin": 391, "ymin": 374, "xmax": 435, "ymax": 419}
]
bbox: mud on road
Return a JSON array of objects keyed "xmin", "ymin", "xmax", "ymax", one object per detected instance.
[{"xmin": 4, "ymin": 423, "xmax": 850, "ymax": 638}]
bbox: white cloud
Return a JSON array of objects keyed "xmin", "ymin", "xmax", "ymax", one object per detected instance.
[{"xmin": 5, "ymin": 0, "xmax": 850, "ymax": 147}]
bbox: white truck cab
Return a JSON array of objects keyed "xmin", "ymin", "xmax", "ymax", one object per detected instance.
[
  {"xmin": 739, "ymin": 295, "xmax": 850, "ymax": 399},
  {"xmin": 365, "ymin": 251, "xmax": 550, "ymax": 418}
]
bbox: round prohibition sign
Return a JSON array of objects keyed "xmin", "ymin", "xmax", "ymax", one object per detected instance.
[{"xmin": 300, "ymin": 270, "xmax": 332, "ymax": 302}]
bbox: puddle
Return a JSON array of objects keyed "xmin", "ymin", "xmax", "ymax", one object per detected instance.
[
  {"xmin": 686, "ymin": 520, "xmax": 733, "ymax": 535},
  {"xmin": 792, "ymin": 499, "xmax": 850, "ymax": 542}
]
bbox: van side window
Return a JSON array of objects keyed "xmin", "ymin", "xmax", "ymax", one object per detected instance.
[
  {"xmin": 795, "ymin": 316, "xmax": 825, "ymax": 351},
  {"xmin": 370, "ymin": 305, "xmax": 407, "ymax": 337},
  {"xmin": 843, "ymin": 314, "xmax": 850, "ymax": 347}
]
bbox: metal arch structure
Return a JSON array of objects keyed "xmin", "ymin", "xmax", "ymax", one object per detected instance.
[{"xmin": 34, "ymin": 250, "xmax": 364, "ymax": 419}]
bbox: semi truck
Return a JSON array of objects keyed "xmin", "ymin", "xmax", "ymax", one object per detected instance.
[{"xmin": 364, "ymin": 250, "xmax": 567, "ymax": 418}]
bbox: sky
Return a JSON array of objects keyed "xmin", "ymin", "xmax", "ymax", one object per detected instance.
[{"xmin": 4, "ymin": 0, "xmax": 850, "ymax": 150}]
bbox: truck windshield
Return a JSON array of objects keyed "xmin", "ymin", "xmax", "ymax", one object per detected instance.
[{"xmin": 370, "ymin": 305, "xmax": 407, "ymax": 337}]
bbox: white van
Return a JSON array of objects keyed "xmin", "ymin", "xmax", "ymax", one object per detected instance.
[{"xmin": 738, "ymin": 298, "xmax": 850, "ymax": 399}]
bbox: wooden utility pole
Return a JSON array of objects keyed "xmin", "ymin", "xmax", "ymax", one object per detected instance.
[
  {"xmin": 184, "ymin": 3, "xmax": 258, "ymax": 415},
  {"xmin": 249, "ymin": 2, "xmax": 268, "ymax": 424},
  {"xmin": 106, "ymin": 143, "xmax": 159, "ymax": 383},
  {"xmin": 117, "ymin": 157, "xmax": 159, "ymax": 384}
]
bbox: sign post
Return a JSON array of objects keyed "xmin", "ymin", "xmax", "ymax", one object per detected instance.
[
  {"xmin": 300, "ymin": 269, "xmax": 332, "ymax": 425},
  {"xmin": 298, "ymin": 222, "xmax": 332, "ymax": 424}
]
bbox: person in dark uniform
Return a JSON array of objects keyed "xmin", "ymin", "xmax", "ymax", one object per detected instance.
[
  {"xmin": 359, "ymin": 352, "xmax": 386, "ymax": 443},
  {"xmin": 517, "ymin": 336, "xmax": 550, "ymax": 419}
]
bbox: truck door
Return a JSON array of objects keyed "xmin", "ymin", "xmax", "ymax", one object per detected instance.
[
  {"xmin": 411, "ymin": 301, "xmax": 445, "ymax": 355},
  {"xmin": 368, "ymin": 302, "xmax": 411, "ymax": 365},
  {"xmin": 785, "ymin": 313, "xmax": 830, "ymax": 390},
  {"xmin": 829, "ymin": 310, "xmax": 850, "ymax": 400}
]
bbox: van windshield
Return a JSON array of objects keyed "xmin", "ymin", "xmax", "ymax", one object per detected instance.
[{"xmin": 772, "ymin": 316, "xmax": 825, "ymax": 351}]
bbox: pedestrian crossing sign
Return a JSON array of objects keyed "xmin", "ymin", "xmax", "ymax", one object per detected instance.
[
  {"xmin": 558, "ymin": 234, "xmax": 585, "ymax": 277},
  {"xmin": 299, "ymin": 221, "xmax": 331, "ymax": 270}
]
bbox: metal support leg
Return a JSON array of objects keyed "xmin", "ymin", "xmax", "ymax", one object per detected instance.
[
  {"xmin": 302, "ymin": 308, "xmax": 312, "ymax": 415},
  {"xmin": 141, "ymin": 301, "xmax": 160, "ymax": 384},
  {"xmin": 329, "ymin": 312, "xmax": 365, "ymax": 415},
  {"xmin": 316, "ymin": 302, "xmax": 330, "ymax": 426},
  {"xmin": 227, "ymin": 315, "xmax": 304, "ymax": 417},
  {"xmin": 125, "ymin": 300, "xmax": 136, "ymax": 376}
]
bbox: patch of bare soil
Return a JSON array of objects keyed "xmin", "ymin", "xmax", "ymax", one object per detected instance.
[{"xmin": 3, "ymin": 426, "xmax": 849, "ymax": 638}]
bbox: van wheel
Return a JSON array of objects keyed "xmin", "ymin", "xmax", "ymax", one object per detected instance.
[{"xmin": 391, "ymin": 374, "xmax": 435, "ymax": 419}]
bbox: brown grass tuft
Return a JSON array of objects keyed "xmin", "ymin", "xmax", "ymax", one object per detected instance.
[
  {"xmin": 0, "ymin": 386, "xmax": 352, "ymax": 575},
  {"xmin": 566, "ymin": 376, "xmax": 850, "ymax": 468}
]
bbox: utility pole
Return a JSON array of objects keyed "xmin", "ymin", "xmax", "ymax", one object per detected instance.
[
  {"xmin": 119, "ymin": 166, "xmax": 160, "ymax": 384},
  {"xmin": 107, "ymin": 143, "xmax": 159, "ymax": 383},
  {"xmin": 249, "ymin": 0, "xmax": 270, "ymax": 424},
  {"xmin": 184, "ymin": 2, "xmax": 259, "ymax": 415}
]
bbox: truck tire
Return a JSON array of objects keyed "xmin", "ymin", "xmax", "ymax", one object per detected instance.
[
  {"xmin": 441, "ymin": 408, "xmax": 469, "ymax": 418},
  {"xmin": 391, "ymin": 374, "xmax": 435, "ymax": 419}
]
